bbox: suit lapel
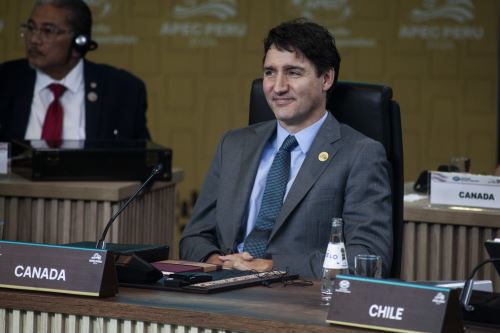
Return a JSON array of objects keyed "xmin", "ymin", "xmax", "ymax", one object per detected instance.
[
  {"xmin": 270, "ymin": 113, "xmax": 342, "ymax": 239},
  {"xmin": 12, "ymin": 65, "xmax": 35, "ymax": 139},
  {"xmin": 220, "ymin": 122, "xmax": 276, "ymax": 248},
  {"xmin": 83, "ymin": 61, "xmax": 102, "ymax": 139}
]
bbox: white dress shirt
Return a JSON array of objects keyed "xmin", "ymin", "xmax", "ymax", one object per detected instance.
[{"xmin": 25, "ymin": 59, "xmax": 86, "ymax": 140}]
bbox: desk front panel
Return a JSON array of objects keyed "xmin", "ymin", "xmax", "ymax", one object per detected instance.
[
  {"xmin": 1, "ymin": 309, "xmax": 235, "ymax": 333},
  {"xmin": 0, "ymin": 181, "xmax": 177, "ymax": 256},
  {"xmin": 0, "ymin": 286, "xmax": 495, "ymax": 333},
  {"xmin": 402, "ymin": 187, "xmax": 500, "ymax": 291}
]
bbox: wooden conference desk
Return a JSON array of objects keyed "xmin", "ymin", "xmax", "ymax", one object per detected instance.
[
  {"xmin": 0, "ymin": 170, "xmax": 182, "ymax": 257},
  {"xmin": 401, "ymin": 183, "xmax": 500, "ymax": 291},
  {"xmin": 0, "ymin": 283, "xmax": 496, "ymax": 333}
]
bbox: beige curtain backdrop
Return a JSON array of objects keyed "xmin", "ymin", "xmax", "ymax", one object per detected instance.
[{"xmin": 1, "ymin": 0, "xmax": 498, "ymax": 224}]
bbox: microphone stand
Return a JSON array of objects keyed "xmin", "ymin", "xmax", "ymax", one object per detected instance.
[
  {"xmin": 96, "ymin": 164, "xmax": 163, "ymax": 250},
  {"xmin": 459, "ymin": 258, "xmax": 500, "ymax": 311}
]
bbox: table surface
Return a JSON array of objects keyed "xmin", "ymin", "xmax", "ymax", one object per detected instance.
[
  {"xmin": 0, "ymin": 281, "xmax": 497, "ymax": 333},
  {"xmin": 0, "ymin": 168, "xmax": 183, "ymax": 201}
]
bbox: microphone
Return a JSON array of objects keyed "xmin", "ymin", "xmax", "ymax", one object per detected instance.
[
  {"xmin": 96, "ymin": 164, "xmax": 163, "ymax": 250},
  {"xmin": 459, "ymin": 258, "xmax": 500, "ymax": 311}
]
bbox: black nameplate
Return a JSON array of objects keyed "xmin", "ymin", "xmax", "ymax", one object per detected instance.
[
  {"xmin": 326, "ymin": 275, "xmax": 463, "ymax": 333},
  {"xmin": 0, "ymin": 241, "xmax": 118, "ymax": 297}
]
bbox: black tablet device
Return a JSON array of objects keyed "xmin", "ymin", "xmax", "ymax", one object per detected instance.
[{"xmin": 485, "ymin": 240, "xmax": 500, "ymax": 275}]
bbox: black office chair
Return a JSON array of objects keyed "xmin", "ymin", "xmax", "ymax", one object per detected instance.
[{"xmin": 248, "ymin": 79, "xmax": 404, "ymax": 278}]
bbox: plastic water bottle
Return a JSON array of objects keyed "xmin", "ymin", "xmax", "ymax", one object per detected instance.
[{"xmin": 320, "ymin": 217, "xmax": 348, "ymax": 305}]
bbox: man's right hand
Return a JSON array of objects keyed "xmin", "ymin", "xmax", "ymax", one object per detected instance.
[
  {"xmin": 205, "ymin": 253, "xmax": 224, "ymax": 266},
  {"xmin": 206, "ymin": 252, "xmax": 254, "ymax": 269},
  {"xmin": 219, "ymin": 252, "xmax": 273, "ymax": 272}
]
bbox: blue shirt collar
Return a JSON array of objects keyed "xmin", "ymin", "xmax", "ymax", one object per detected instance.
[{"xmin": 275, "ymin": 112, "xmax": 328, "ymax": 154}]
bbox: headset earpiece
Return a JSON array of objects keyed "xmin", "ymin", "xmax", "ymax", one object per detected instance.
[
  {"xmin": 72, "ymin": 34, "xmax": 98, "ymax": 55},
  {"xmin": 73, "ymin": 34, "xmax": 89, "ymax": 54}
]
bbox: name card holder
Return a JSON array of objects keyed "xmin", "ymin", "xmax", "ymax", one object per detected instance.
[
  {"xmin": 430, "ymin": 171, "xmax": 500, "ymax": 209},
  {"xmin": 326, "ymin": 275, "xmax": 463, "ymax": 333},
  {"xmin": 0, "ymin": 241, "xmax": 118, "ymax": 297}
]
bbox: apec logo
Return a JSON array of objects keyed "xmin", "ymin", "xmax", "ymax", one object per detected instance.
[
  {"xmin": 160, "ymin": 0, "xmax": 246, "ymax": 47},
  {"xmin": 399, "ymin": 0, "xmax": 483, "ymax": 49},
  {"xmin": 335, "ymin": 279, "xmax": 351, "ymax": 293},
  {"xmin": 84, "ymin": 0, "xmax": 138, "ymax": 44},
  {"xmin": 288, "ymin": 0, "xmax": 377, "ymax": 48},
  {"xmin": 290, "ymin": 0, "xmax": 351, "ymax": 22},
  {"xmin": 89, "ymin": 253, "xmax": 103, "ymax": 265},
  {"xmin": 447, "ymin": 174, "xmax": 478, "ymax": 184},
  {"xmin": 173, "ymin": 0, "xmax": 237, "ymax": 20},
  {"xmin": 432, "ymin": 292, "xmax": 446, "ymax": 305},
  {"xmin": 84, "ymin": 0, "xmax": 112, "ymax": 19},
  {"xmin": 411, "ymin": 0, "xmax": 474, "ymax": 23}
]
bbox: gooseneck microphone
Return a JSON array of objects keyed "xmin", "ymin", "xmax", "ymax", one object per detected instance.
[
  {"xmin": 459, "ymin": 258, "xmax": 500, "ymax": 311},
  {"xmin": 96, "ymin": 164, "xmax": 163, "ymax": 250}
]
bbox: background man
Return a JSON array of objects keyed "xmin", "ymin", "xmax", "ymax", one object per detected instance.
[
  {"xmin": 180, "ymin": 19, "xmax": 393, "ymax": 278},
  {"xmin": 0, "ymin": 0, "xmax": 149, "ymax": 142}
]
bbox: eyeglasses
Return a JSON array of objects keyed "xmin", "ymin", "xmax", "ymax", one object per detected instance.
[{"xmin": 19, "ymin": 23, "xmax": 72, "ymax": 42}]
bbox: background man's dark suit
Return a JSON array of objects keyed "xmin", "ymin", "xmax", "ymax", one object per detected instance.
[{"xmin": 0, "ymin": 59, "xmax": 150, "ymax": 141}]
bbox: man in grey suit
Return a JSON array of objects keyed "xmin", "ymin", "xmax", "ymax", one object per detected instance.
[{"xmin": 180, "ymin": 19, "xmax": 392, "ymax": 278}]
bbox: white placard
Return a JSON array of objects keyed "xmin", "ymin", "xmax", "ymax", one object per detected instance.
[
  {"xmin": 0, "ymin": 143, "xmax": 8, "ymax": 174},
  {"xmin": 430, "ymin": 172, "xmax": 500, "ymax": 209}
]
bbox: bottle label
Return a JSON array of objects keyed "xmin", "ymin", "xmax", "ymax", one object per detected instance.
[{"xmin": 323, "ymin": 243, "xmax": 348, "ymax": 269}]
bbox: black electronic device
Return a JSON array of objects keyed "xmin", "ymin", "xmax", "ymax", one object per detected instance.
[
  {"xmin": 68, "ymin": 242, "xmax": 169, "ymax": 263},
  {"xmin": 485, "ymin": 241, "xmax": 500, "ymax": 276},
  {"xmin": 11, "ymin": 140, "xmax": 171, "ymax": 181},
  {"xmin": 462, "ymin": 290, "xmax": 500, "ymax": 328},
  {"xmin": 114, "ymin": 253, "xmax": 163, "ymax": 284},
  {"xmin": 413, "ymin": 164, "xmax": 460, "ymax": 193},
  {"xmin": 122, "ymin": 270, "xmax": 297, "ymax": 293},
  {"xmin": 413, "ymin": 170, "xmax": 430, "ymax": 193},
  {"xmin": 163, "ymin": 272, "xmax": 213, "ymax": 287},
  {"xmin": 458, "ymin": 241, "xmax": 500, "ymax": 328}
]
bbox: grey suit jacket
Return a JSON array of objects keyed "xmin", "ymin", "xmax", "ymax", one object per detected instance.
[{"xmin": 180, "ymin": 113, "xmax": 393, "ymax": 278}]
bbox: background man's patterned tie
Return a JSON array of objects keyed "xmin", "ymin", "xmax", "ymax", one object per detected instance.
[
  {"xmin": 41, "ymin": 83, "xmax": 66, "ymax": 145},
  {"xmin": 244, "ymin": 135, "xmax": 298, "ymax": 258}
]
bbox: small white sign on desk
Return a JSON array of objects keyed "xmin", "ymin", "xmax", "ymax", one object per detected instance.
[{"xmin": 430, "ymin": 171, "xmax": 500, "ymax": 209}]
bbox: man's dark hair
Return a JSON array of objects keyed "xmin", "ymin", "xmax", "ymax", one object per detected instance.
[
  {"xmin": 264, "ymin": 18, "xmax": 341, "ymax": 88},
  {"xmin": 35, "ymin": 0, "xmax": 92, "ymax": 38}
]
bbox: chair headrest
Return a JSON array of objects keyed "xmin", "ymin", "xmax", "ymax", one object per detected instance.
[{"xmin": 249, "ymin": 79, "xmax": 396, "ymax": 157}]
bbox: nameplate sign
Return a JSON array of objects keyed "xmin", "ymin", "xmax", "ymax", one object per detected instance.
[
  {"xmin": 0, "ymin": 241, "xmax": 118, "ymax": 297},
  {"xmin": 430, "ymin": 171, "xmax": 500, "ymax": 209},
  {"xmin": 326, "ymin": 275, "xmax": 463, "ymax": 333}
]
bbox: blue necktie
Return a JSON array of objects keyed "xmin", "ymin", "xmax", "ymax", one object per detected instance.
[{"xmin": 244, "ymin": 135, "xmax": 298, "ymax": 258}]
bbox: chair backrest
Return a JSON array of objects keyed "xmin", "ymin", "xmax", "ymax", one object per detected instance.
[{"xmin": 249, "ymin": 79, "xmax": 404, "ymax": 278}]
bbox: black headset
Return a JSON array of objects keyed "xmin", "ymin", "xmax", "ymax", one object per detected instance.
[{"xmin": 73, "ymin": 33, "xmax": 98, "ymax": 55}]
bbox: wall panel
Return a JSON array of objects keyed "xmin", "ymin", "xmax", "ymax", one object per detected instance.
[{"xmin": 0, "ymin": 0, "xmax": 497, "ymax": 226}]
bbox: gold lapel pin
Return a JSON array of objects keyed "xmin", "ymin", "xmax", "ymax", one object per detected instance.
[
  {"xmin": 318, "ymin": 152, "xmax": 329, "ymax": 162},
  {"xmin": 87, "ymin": 92, "xmax": 98, "ymax": 102}
]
